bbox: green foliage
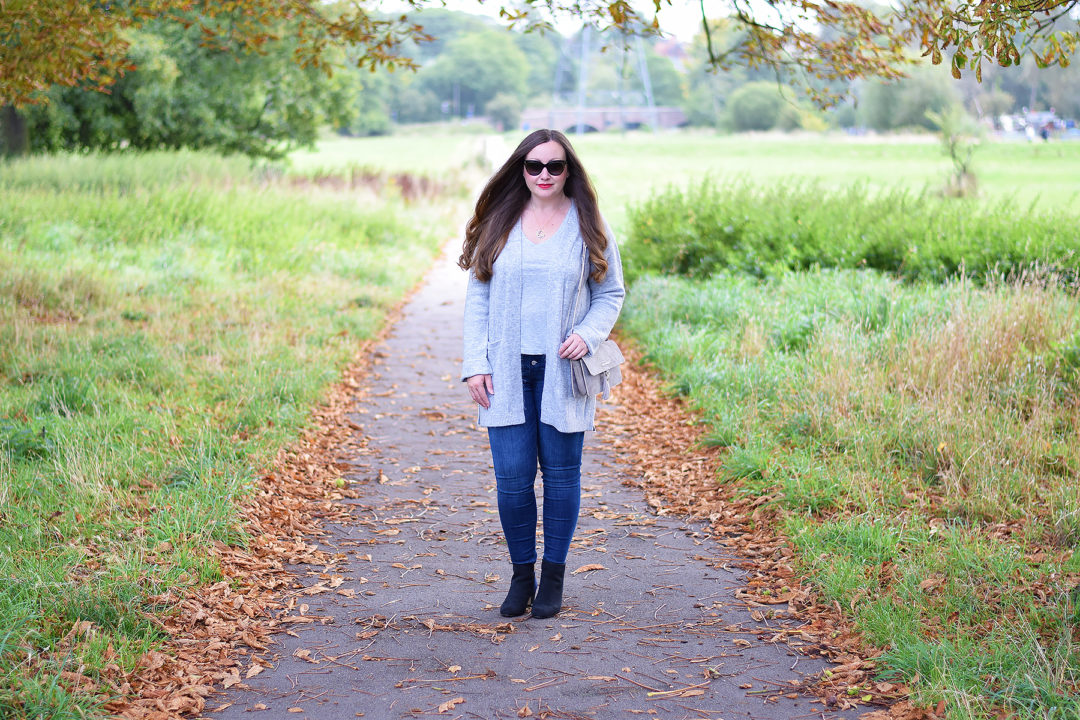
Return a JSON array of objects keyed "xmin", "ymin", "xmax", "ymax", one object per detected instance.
[
  {"xmin": 22, "ymin": 20, "xmax": 355, "ymax": 159},
  {"xmin": 419, "ymin": 29, "xmax": 529, "ymax": 117},
  {"xmin": 486, "ymin": 92, "xmax": 524, "ymax": 130},
  {"xmin": 623, "ymin": 178, "xmax": 1080, "ymax": 284},
  {"xmin": 644, "ymin": 53, "xmax": 685, "ymax": 106},
  {"xmin": 0, "ymin": 151, "xmax": 441, "ymax": 716},
  {"xmin": 727, "ymin": 82, "xmax": 784, "ymax": 131},
  {"xmin": 339, "ymin": 68, "xmax": 393, "ymax": 137},
  {"xmin": 860, "ymin": 65, "xmax": 959, "ymax": 132},
  {"xmin": 927, "ymin": 105, "xmax": 982, "ymax": 197}
]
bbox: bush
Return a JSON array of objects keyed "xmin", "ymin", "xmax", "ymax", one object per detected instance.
[
  {"xmin": 727, "ymin": 82, "xmax": 784, "ymax": 132},
  {"xmin": 623, "ymin": 179, "xmax": 1080, "ymax": 284},
  {"xmin": 859, "ymin": 66, "xmax": 959, "ymax": 132},
  {"xmin": 485, "ymin": 92, "xmax": 523, "ymax": 131}
]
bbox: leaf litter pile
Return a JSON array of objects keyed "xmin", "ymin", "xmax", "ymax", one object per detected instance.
[
  {"xmin": 104, "ymin": 337, "xmax": 384, "ymax": 719},
  {"xmin": 99, "ymin": 328, "xmax": 932, "ymax": 719}
]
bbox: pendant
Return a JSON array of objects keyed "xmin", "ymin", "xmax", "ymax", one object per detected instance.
[{"xmin": 536, "ymin": 229, "xmax": 546, "ymax": 240}]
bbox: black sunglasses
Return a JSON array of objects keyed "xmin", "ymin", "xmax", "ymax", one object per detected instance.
[{"xmin": 524, "ymin": 159, "xmax": 567, "ymax": 176}]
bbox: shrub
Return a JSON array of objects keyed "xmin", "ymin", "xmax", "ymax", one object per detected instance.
[
  {"xmin": 727, "ymin": 82, "xmax": 784, "ymax": 132},
  {"xmin": 623, "ymin": 179, "xmax": 1080, "ymax": 285}
]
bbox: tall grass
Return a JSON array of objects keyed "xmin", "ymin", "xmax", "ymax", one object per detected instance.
[
  {"xmin": 619, "ymin": 269, "xmax": 1080, "ymax": 718},
  {"xmin": 0, "ymin": 152, "xmax": 443, "ymax": 718}
]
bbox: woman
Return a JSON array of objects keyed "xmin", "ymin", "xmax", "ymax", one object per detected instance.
[{"xmin": 459, "ymin": 129, "xmax": 624, "ymax": 619}]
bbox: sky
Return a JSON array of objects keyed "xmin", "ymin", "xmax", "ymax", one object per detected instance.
[{"xmin": 382, "ymin": 0, "xmax": 707, "ymax": 42}]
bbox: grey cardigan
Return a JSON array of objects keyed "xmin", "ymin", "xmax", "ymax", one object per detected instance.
[{"xmin": 461, "ymin": 205, "xmax": 625, "ymax": 433}]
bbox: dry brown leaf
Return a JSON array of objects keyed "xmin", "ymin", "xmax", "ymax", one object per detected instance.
[
  {"xmin": 437, "ymin": 697, "xmax": 465, "ymax": 713},
  {"xmin": 571, "ymin": 563, "xmax": 606, "ymax": 575},
  {"xmin": 220, "ymin": 670, "xmax": 241, "ymax": 689},
  {"xmin": 245, "ymin": 665, "xmax": 265, "ymax": 679}
]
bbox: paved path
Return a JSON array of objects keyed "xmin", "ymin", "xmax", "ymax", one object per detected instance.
[{"xmin": 216, "ymin": 247, "xmax": 860, "ymax": 720}]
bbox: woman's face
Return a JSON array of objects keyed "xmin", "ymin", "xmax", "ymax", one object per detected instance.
[{"xmin": 522, "ymin": 140, "xmax": 569, "ymax": 201}]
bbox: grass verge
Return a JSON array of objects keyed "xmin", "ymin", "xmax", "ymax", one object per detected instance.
[
  {"xmin": 0, "ymin": 151, "xmax": 445, "ymax": 718},
  {"xmin": 618, "ymin": 268, "xmax": 1080, "ymax": 719}
]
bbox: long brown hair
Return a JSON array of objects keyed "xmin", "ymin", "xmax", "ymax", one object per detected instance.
[{"xmin": 458, "ymin": 129, "xmax": 608, "ymax": 283}]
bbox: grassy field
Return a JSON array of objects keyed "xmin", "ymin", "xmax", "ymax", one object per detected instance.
[
  {"xmin": 0, "ymin": 151, "xmax": 446, "ymax": 717},
  {"xmin": 619, "ymin": 270, "xmax": 1080, "ymax": 718},
  {"xmin": 292, "ymin": 129, "xmax": 1080, "ymax": 228}
]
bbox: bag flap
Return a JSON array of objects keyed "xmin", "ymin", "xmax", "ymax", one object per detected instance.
[{"xmin": 581, "ymin": 341, "xmax": 624, "ymax": 374}]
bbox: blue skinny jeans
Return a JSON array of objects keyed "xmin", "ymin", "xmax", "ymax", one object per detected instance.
[{"xmin": 487, "ymin": 354, "xmax": 583, "ymax": 565}]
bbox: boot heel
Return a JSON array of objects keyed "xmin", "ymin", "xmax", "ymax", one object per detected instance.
[
  {"xmin": 500, "ymin": 563, "xmax": 535, "ymax": 617},
  {"xmin": 531, "ymin": 559, "xmax": 565, "ymax": 619}
]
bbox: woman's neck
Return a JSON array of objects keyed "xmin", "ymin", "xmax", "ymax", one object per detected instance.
[{"xmin": 527, "ymin": 194, "xmax": 569, "ymax": 214}]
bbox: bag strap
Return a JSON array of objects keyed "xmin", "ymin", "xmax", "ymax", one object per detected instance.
[{"xmin": 565, "ymin": 241, "xmax": 588, "ymax": 338}]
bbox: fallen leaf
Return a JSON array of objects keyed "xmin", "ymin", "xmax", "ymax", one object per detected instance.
[
  {"xmin": 549, "ymin": 633, "xmax": 562, "ymax": 642},
  {"xmin": 571, "ymin": 563, "xmax": 606, "ymax": 575},
  {"xmin": 438, "ymin": 697, "xmax": 465, "ymax": 713},
  {"xmin": 518, "ymin": 705, "xmax": 534, "ymax": 717},
  {"xmin": 447, "ymin": 665, "xmax": 461, "ymax": 673},
  {"xmin": 288, "ymin": 708, "xmax": 303, "ymax": 713},
  {"xmin": 245, "ymin": 665, "xmax": 265, "ymax": 679}
]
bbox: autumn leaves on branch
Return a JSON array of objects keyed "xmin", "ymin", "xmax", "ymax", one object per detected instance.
[{"xmin": 1, "ymin": 0, "xmax": 1078, "ymax": 107}]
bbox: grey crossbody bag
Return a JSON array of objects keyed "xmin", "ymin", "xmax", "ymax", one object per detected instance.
[{"xmin": 566, "ymin": 242, "xmax": 624, "ymax": 399}]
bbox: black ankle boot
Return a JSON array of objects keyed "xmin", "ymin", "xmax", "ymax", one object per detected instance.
[
  {"xmin": 531, "ymin": 559, "xmax": 566, "ymax": 619},
  {"xmin": 500, "ymin": 563, "xmax": 535, "ymax": 617}
]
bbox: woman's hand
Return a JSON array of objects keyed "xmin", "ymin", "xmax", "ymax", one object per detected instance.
[
  {"xmin": 558, "ymin": 333, "xmax": 588, "ymax": 360},
  {"xmin": 467, "ymin": 374, "xmax": 494, "ymax": 409}
]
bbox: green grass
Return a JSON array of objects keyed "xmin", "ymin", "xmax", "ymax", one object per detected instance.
[
  {"xmin": 621, "ymin": 179, "xmax": 1080, "ymax": 283},
  {"xmin": 0, "ymin": 151, "xmax": 444, "ymax": 718},
  {"xmin": 619, "ymin": 269, "xmax": 1080, "ymax": 719}
]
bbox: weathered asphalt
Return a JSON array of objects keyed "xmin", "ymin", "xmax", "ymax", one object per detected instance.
[{"xmin": 213, "ymin": 245, "xmax": 862, "ymax": 720}]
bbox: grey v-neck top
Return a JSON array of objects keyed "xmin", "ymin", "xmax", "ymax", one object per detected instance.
[{"xmin": 519, "ymin": 211, "xmax": 571, "ymax": 354}]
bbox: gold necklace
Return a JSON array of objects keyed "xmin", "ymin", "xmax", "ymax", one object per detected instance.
[{"xmin": 530, "ymin": 202, "xmax": 564, "ymax": 241}]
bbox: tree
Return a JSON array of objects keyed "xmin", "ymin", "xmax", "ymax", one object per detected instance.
[
  {"xmin": 645, "ymin": 53, "xmax": 685, "ymax": 106},
  {"xmin": 727, "ymin": 82, "xmax": 783, "ymax": 131},
  {"xmin": 0, "ymin": 1, "xmax": 430, "ymax": 107},
  {"xmin": 691, "ymin": 0, "xmax": 1079, "ymax": 104},
  {"xmin": 511, "ymin": 31, "xmax": 561, "ymax": 103},
  {"xmin": 418, "ymin": 30, "xmax": 528, "ymax": 117},
  {"xmin": 680, "ymin": 20, "xmax": 776, "ymax": 127},
  {"xmin": 486, "ymin": 93, "xmax": 524, "ymax": 130},
  {"xmin": 20, "ymin": 22, "xmax": 355, "ymax": 158},
  {"xmin": 859, "ymin": 64, "xmax": 960, "ymax": 131},
  {"xmin": 926, "ymin": 105, "xmax": 982, "ymax": 197},
  {"xmin": 3, "ymin": 0, "xmax": 1077, "ymax": 111}
]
